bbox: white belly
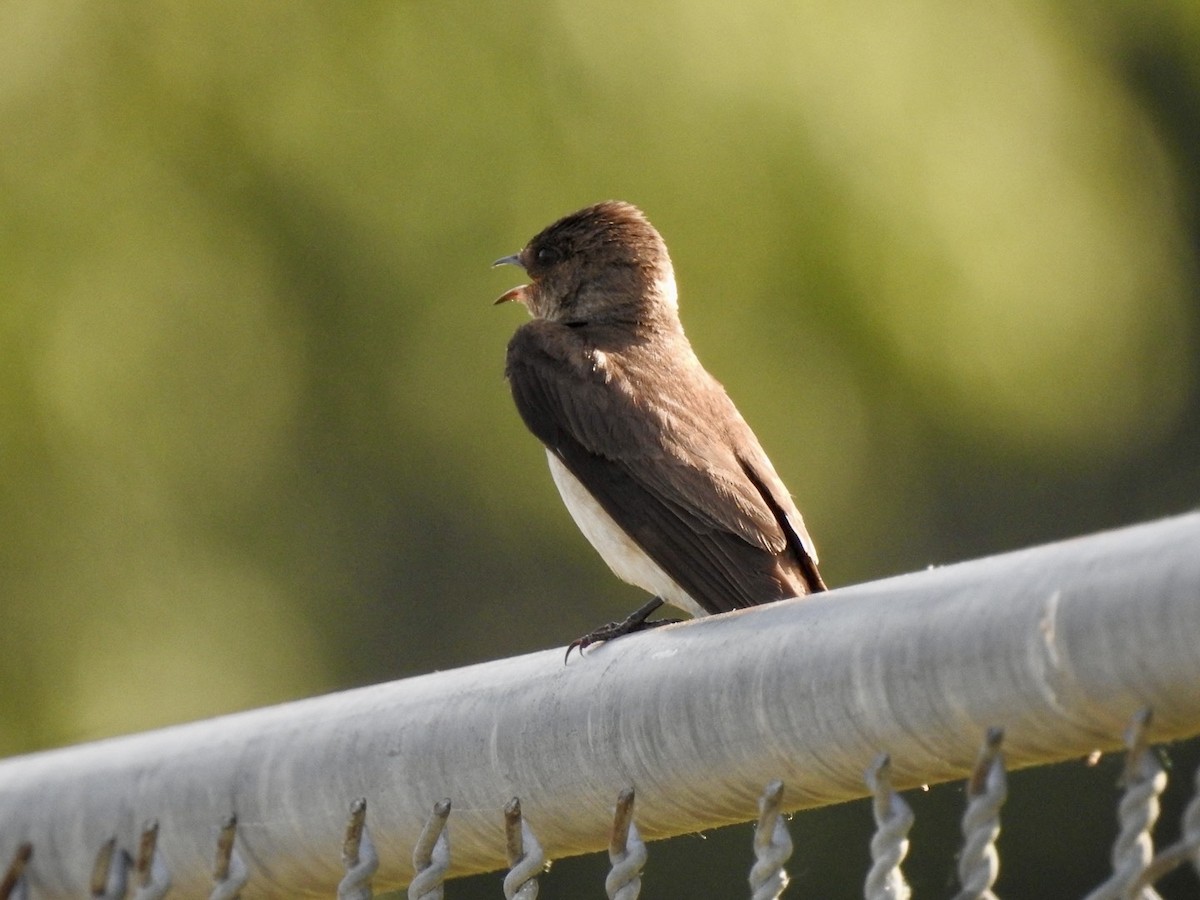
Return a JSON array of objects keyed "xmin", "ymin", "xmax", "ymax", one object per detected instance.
[{"xmin": 546, "ymin": 451, "xmax": 707, "ymax": 618}]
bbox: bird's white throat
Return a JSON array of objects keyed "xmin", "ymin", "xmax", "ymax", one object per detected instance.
[{"xmin": 654, "ymin": 272, "xmax": 679, "ymax": 311}]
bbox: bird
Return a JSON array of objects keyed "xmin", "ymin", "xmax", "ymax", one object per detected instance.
[{"xmin": 493, "ymin": 201, "xmax": 825, "ymax": 660}]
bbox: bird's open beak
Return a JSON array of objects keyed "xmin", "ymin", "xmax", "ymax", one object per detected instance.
[{"xmin": 492, "ymin": 253, "xmax": 529, "ymax": 305}]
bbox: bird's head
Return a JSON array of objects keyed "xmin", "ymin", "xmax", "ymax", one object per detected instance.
[{"xmin": 493, "ymin": 201, "xmax": 678, "ymax": 326}]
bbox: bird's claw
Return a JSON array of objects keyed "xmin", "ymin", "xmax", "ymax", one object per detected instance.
[
  {"xmin": 564, "ymin": 621, "xmax": 623, "ymax": 663},
  {"xmin": 563, "ymin": 597, "xmax": 678, "ymax": 664},
  {"xmin": 564, "ymin": 636, "xmax": 591, "ymax": 664}
]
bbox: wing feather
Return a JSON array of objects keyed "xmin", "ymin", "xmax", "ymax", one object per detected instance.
[{"xmin": 506, "ymin": 321, "xmax": 823, "ymax": 612}]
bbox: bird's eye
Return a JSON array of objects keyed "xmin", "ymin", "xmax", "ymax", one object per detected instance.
[{"xmin": 536, "ymin": 246, "xmax": 560, "ymax": 266}]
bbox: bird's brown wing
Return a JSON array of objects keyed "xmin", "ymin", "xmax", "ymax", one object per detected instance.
[{"xmin": 505, "ymin": 322, "xmax": 823, "ymax": 613}]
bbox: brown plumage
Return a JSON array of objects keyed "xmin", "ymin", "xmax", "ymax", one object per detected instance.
[{"xmin": 496, "ymin": 200, "xmax": 825, "ymax": 623}]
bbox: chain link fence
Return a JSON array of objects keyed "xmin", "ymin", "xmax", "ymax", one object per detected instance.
[{"xmin": 2, "ymin": 514, "xmax": 1199, "ymax": 897}]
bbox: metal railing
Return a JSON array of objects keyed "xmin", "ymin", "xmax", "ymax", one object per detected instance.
[{"xmin": 1, "ymin": 513, "xmax": 1199, "ymax": 897}]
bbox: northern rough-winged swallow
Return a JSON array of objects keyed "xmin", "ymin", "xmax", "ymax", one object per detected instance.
[{"xmin": 495, "ymin": 201, "xmax": 825, "ymax": 659}]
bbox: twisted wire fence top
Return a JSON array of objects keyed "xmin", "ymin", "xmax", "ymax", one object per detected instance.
[
  {"xmin": 749, "ymin": 780, "xmax": 793, "ymax": 900},
  {"xmin": 1, "ymin": 844, "xmax": 32, "ymax": 900},
  {"xmin": 408, "ymin": 799, "xmax": 451, "ymax": 900},
  {"xmin": 338, "ymin": 799, "xmax": 379, "ymax": 900},
  {"xmin": 503, "ymin": 799, "xmax": 543, "ymax": 900},
  {"xmin": 605, "ymin": 788, "xmax": 646, "ymax": 900},
  {"xmin": 131, "ymin": 820, "xmax": 171, "ymax": 900},
  {"xmin": 864, "ymin": 754, "xmax": 912, "ymax": 900},
  {"xmin": 208, "ymin": 817, "xmax": 247, "ymax": 900},
  {"xmin": 952, "ymin": 727, "xmax": 1006, "ymax": 900}
]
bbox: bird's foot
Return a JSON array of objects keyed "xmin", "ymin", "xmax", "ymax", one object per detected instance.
[{"xmin": 565, "ymin": 597, "xmax": 681, "ymax": 663}]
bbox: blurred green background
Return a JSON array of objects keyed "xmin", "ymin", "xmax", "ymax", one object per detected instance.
[{"xmin": 2, "ymin": 1, "xmax": 1198, "ymax": 896}]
